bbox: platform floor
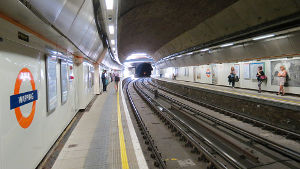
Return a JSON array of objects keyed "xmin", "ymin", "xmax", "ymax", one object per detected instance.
[
  {"xmin": 51, "ymin": 84, "xmax": 148, "ymax": 169},
  {"xmin": 154, "ymin": 78, "xmax": 300, "ymax": 106}
]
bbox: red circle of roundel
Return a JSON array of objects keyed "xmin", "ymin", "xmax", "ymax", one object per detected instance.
[{"xmin": 13, "ymin": 68, "xmax": 36, "ymax": 128}]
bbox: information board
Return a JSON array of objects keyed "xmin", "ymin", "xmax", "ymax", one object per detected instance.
[{"xmin": 46, "ymin": 56, "xmax": 57, "ymax": 113}]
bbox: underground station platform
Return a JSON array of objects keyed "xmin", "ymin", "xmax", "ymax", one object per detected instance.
[
  {"xmin": 1, "ymin": 0, "xmax": 300, "ymax": 169},
  {"xmin": 47, "ymin": 83, "xmax": 148, "ymax": 169},
  {"xmin": 41, "ymin": 78, "xmax": 300, "ymax": 169}
]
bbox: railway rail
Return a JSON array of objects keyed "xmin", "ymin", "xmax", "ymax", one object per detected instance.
[
  {"xmin": 146, "ymin": 78, "xmax": 300, "ymax": 141},
  {"xmin": 132, "ymin": 79, "xmax": 229, "ymax": 169},
  {"xmin": 123, "ymin": 78, "xmax": 167, "ymax": 169},
  {"xmin": 142, "ymin": 79, "xmax": 300, "ymax": 162},
  {"xmin": 128, "ymin": 78, "xmax": 300, "ymax": 169}
]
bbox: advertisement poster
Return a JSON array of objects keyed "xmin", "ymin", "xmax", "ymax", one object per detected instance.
[
  {"xmin": 184, "ymin": 67, "xmax": 189, "ymax": 76},
  {"xmin": 243, "ymin": 63, "xmax": 250, "ymax": 79},
  {"xmin": 60, "ymin": 60, "xmax": 68, "ymax": 104},
  {"xmin": 234, "ymin": 64, "xmax": 240, "ymax": 78},
  {"xmin": 46, "ymin": 56, "xmax": 57, "ymax": 113},
  {"xmin": 88, "ymin": 66, "xmax": 94, "ymax": 88},
  {"xmin": 250, "ymin": 62, "xmax": 265, "ymax": 79},
  {"xmin": 271, "ymin": 59, "xmax": 300, "ymax": 87},
  {"xmin": 211, "ymin": 64, "xmax": 217, "ymax": 84}
]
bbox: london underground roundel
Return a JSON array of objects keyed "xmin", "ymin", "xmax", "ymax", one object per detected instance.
[
  {"xmin": 206, "ymin": 69, "xmax": 211, "ymax": 77},
  {"xmin": 10, "ymin": 68, "xmax": 38, "ymax": 128}
]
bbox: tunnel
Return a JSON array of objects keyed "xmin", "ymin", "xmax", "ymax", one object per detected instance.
[
  {"xmin": 1, "ymin": 0, "xmax": 300, "ymax": 169},
  {"xmin": 135, "ymin": 63, "xmax": 153, "ymax": 77}
]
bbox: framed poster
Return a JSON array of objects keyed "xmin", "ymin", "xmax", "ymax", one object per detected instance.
[
  {"xmin": 243, "ymin": 63, "xmax": 250, "ymax": 79},
  {"xmin": 196, "ymin": 67, "xmax": 201, "ymax": 80},
  {"xmin": 271, "ymin": 59, "xmax": 300, "ymax": 87},
  {"xmin": 211, "ymin": 64, "xmax": 217, "ymax": 84},
  {"xmin": 88, "ymin": 65, "xmax": 94, "ymax": 88},
  {"xmin": 234, "ymin": 64, "xmax": 240, "ymax": 78},
  {"xmin": 46, "ymin": 55, "xmax": 57, "ymax": 113},
  {"xmin": 184, "ymin": 67, "xmax": 189, "ymax": 76},
  {"xmin": 175, "ymin": 67, "xmax": 178, "ymax": 76},
  {"xmin": 60, "ymin": 59, "xmax": 68, "ymax": 104},
  {"xmin": 250, "ymin": 62, "xmax": 265, "ymax": 79}
]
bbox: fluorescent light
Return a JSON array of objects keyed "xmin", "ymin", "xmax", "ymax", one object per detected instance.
[
  {"xmin": 111, "ymin": 40, "xmax": 115, "ymax": 45},
  {"xmin": 253, "ymin": 34, "xmax": 275, "ymax": 40},
  {"xmin": 109, "ymin": 25, "xmax": 114, "ymax": 34},
  {"xmin": 220, "ymin": 43, "xmax": 234, "ymax": 47},
  {"xmin": 131, "ymin": 53, "xmax": 147, "ymax": 56},
  {"xmin": 105, "ymin": 0, "xmax": 113, "ymax": 10},
  {"xmin": 200, "ymin": 48, "xmax": 209, "ymax": 52}
]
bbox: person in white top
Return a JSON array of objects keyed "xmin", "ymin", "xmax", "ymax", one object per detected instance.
[{"xmin": 277, "ymin": 65, "xmax": 287, "ymax": 96}]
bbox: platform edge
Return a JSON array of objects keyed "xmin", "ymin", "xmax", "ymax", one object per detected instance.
[{"xmin": 120, "ymin": 81, "xmax": 149, "ymax": 169}]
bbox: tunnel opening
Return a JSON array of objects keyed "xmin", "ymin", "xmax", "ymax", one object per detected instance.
[{"xmin": 135, "ymin": 63, "xmax": 153, "ymax": 77}]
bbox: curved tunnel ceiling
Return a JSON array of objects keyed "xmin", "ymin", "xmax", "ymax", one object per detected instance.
[
  {"xmin": 118, "ymin": 0, "xmax": 300, "ymax": 63},
  {"xmin": 118, "ymin": 0, "xmax": 237, "ymax": 62}
]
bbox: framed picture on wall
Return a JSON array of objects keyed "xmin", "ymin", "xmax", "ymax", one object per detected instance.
[
  {"xmin": 234, "ymin": 64, "xmax": 240, "ymax": 78},
  {"xmin": 250, "ymin": 62, "xmax": 265, "ymax": 79},
  {"xmin": 60, "ymin": 59, "xmax": 68, "ymax": 105},
  {"xmin": 243, "ymin": 63, "xmax": 250, "ymax": 79},
  {"xmin": 46, "ymin": 55, "xmax": 57, "ymax": 113},
  {"xmin": 184, "ymin": 67, "xmax": 189, "ymax": 76},
  {"xmin": 271, "ymin": 59, "xmax": 300, "ymax": 87}
]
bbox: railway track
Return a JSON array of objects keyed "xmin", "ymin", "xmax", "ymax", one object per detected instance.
[
  {"xmin": 132, "ymin": 79, "xmax": 229, "ymax": 169},
  {"xmin": 124, "ymin": 78, "xmax": 167, "ymax": 169},
  {"xmin": 142, "ymin": 79, "xmax": 300, "ymax": 161},
  {"xmin": 129, "ymin": 78, "xmax": 300, "ymax": 169},
  {"xmin": 146, "ymin": 78, "xmax": 300, "ymax": 141}
]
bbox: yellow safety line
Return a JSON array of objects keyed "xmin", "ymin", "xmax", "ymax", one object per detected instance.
[{"xmin": 117, "ymin": 85, "xmax": 130, "ymax": 169}]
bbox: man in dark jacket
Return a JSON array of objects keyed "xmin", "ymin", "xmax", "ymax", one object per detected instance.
[{"xmin": 101, "ymin": 70, "xmax": 107, "ymax": 92}]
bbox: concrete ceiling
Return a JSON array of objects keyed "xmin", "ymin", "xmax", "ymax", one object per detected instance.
[{"xmin": 117, "ymin": 0, "xmax": 300, "ymax": 63}]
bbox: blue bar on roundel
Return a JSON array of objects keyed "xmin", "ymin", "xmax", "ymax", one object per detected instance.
[{"xmin": 10, "ymin": 90, "xmax": 38, "ymax": 110}]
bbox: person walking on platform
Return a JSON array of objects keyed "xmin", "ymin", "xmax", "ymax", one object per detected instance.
[
  {"xmin": 256, "ymin": 66, "xmax": 265, "ymax": 93},
  {"xmin": 101, "ymin": 70, "xmax": 107, "ymax": 92},
  {"xmin": 277, "ymin": 66, "xmax": 287, "ymax": 96},
  {"xmin": 114, "ymin": 73, "xmax": 120, "ymax": 92},
  {"xmin": 228, "ymin": 66, "xmax": 236, "ymax": 88}
]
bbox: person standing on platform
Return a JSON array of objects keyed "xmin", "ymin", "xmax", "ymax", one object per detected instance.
[
  {"xmin": 110, "ymin": 72, "xmax": 113, "ymax": 82},
  {"xmin": 101, "ymin": 70, "xmax": 107, "ymax": 92},
  {"xmin": 228, "ymin": 66, "xmax": 236, "ymax": 88},
  {"xmin": 114, "ymin": 73, "xmax": 120, "ymax": 92},
  {"xmin": 277, "ymin": 65, "xmax": 287, "ymax": 96},
  {"xmin": 256, "ymin": 66, "xmax": 265, "ymax": 93},
  {"xmin": 112, "ymin": 72, "xmax": 115, "ymax": 82}
]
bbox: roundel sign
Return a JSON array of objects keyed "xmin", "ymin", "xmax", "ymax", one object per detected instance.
[
  {"xmin": 10, "ymin": 68, "xmax": 38, "ymax": 128},
  {"xmin": 206, "ymin": 69, "xmax": 211, "ymax": 77}
]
